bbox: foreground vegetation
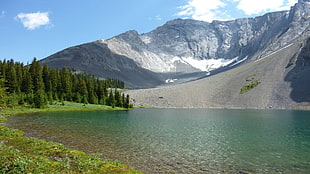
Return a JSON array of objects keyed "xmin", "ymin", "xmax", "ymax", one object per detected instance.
[
  {"xmin": 0, "ymin": 103, "xmax": 141, "ymax": 174},
  {"xmin": 1, "ymin": 101, "xmax": 128, "ymax": 117},
  {"xmin": 0, "ymin": 58, "xmax": 138, "ymax": 173},
  {"xmin": 0, "ymin": 126, "xmax": 141, "ymax": 173}
]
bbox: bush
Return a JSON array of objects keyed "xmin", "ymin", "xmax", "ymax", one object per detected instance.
[{"xmin": 240, "ymin": 80, "xmax": 260, "ymax": 94}]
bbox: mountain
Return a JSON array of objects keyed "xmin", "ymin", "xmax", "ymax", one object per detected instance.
[
  {"xmin": 41, "ymin": 1, "xmax": 310, "ymax": 92},
  {"xmin": 40, "ymin": 41, "xmax": 163, "ymax": 88},
  {"xmin": 127, "ymin": 38, "xmax": 310, "ymax": 109}
]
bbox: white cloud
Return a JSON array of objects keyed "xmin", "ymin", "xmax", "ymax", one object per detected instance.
[
  {"xmin": 234, "ymin": 0, "xmax": 298, "ymax": 15},
  {"xmin": 0, "ymin": 11, "xmax": 6, "ymax": 18},
  {"xmin": 177, "ymin": 0, "xmax": 298, "ymax": 22},
  {"xmin": 16, "ymin": 12, "xmax": 50, "ymax": 30},
  {"xmin": 155, "ymin": 15, "xmax": 163, "ymax": 21},
  {"xmin": 287, "ymin": 0, "xmax": 299, "ymax": 7},
  {"xmin": 177, "ymin": 0, "xmax": 227, "ymax": 22},
  {"xmin": 148, "ymin": 15, "xmax": 163, "ymax": 21}
]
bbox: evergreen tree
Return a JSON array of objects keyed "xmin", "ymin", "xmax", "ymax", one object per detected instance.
[
  {"xmin": 125, "ymin": 94, "xmax": 131, "ymax": 108},
  {"xmin": 0, "ymin": 77, "xmax": 7, "ymax": 108},
  {"xmin": 71, "ymin": 74, "xmax": 79, "ymax": 94},
  {"xmin": 29, "ymin": 58, "xmax": 46, "ymax": 108},
  {"xmin": 5, "ymin": 65, "xmax": 17, "ymax": 93},
  {"xmin": 29, "ymin": 58, "xmax": 45, "ymax": 91},
  {"xmin": 34, "ymin": 89, "xmax": 47, "ymax": 108},
  {"xmin": 21, "ymin": 68, "xmax": 33, "ymax": 94},
  {"xmin": 0, "ymin": 60, "xmax": 6, "ymax": 79},
  {"xmin": 97, "ymin": 82, "xmax": 107, "ymax": 105},
  {"xmin": 114, "ymin": 89, "xmax": 122, "ymax": 107},
  {"xmin": 43, "ymin": 64, "xmax": 52, "ymax": 92},
  {"xmin": 0, "ymin": 58, "xmax": 130, "ymax": 108},
  {"xmin": 78, "ymin": 79, "xmax": 88, "ymax": 103},
  {"xmin": 107, "ymin": 90, "xmax": 115, "ymax": 107},
  {"xmin": 60, "ymin": 66, "xmax": 72, "ymax": 100},
  {"xmin": 49, "ymin": 69, "xmax": 58, "ymax": 92},
  {"xmin": 86, "ymin": 78, "xmax": 98, "ymax": 104},
  {"xmin": 15, "ymin": 62, "xmax": 23, "ymax": 93},
  {"xmin": 122, "ymin": 93, "xmax": 126, "ymax": 108}
]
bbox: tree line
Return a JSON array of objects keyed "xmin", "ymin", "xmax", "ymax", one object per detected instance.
[{"xmin": 0, "ymin": 58, "xmax": 133, "ymax": 109}]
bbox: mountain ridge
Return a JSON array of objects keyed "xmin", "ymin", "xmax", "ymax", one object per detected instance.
[{"xmin": 40, "ymin": 0, "xmax": 310, "ymax": 109}]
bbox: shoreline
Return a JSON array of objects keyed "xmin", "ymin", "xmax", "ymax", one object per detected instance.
[
  {"xmin": 0, "ymin": 102, "xmax": 141, "ymax": 174},
  {"xmin": 132, "ymin": 103, "xmax": 310, "ymax": 111},
  {"xmin": 1, "ymin": 101, "xmax": 130, "ymax": 117}
]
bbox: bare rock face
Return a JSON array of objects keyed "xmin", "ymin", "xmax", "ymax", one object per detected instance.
[
  {"xmin": 41, "ymin": 0, "xmax": 310, "ymax": 88},
  {"xmin": 40, "ymin": 41, "xmax": 163, "ymax": 88}
]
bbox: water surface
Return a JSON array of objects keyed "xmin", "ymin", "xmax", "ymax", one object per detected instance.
[{"xmin": 6, "ymin": 109, "xmax": 310, "ymax": 173}]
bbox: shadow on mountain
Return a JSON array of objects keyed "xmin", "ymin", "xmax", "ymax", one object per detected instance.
[
  {"xmin": 285, "ymin": 38, "xmax": 310, "ymax": 103},
  {"xmin": 41, "ymin": 41, "xmax": 164, "ymax": 89}
]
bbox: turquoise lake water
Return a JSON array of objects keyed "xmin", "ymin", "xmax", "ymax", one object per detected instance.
[{"xmin": 6, "ymin": 109, "xmax": 310, "ymax": 173}]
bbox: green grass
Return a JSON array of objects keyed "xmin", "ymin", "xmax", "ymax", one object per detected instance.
[
  {"xmin": 1, "ymin": 101, "xmax": 128, "ymax": 118},
  {"xmin": 0, "ymin": 102, "xmax": 142, "ymax": 174},
  {"xmin": 137, "ymin": 105, "xmax": 157, "ymax": 108},
  {"xmin": 240, "ymin": 80, "xmax": 261, "ymax": 94}
]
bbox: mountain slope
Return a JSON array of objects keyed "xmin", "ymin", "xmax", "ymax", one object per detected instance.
[
  {"xmin": 41, "ymin": 0, "xmax": 310, "ymax": 91},
  {"xmin": 127, "ymin": 38, "xmax": 310, "ymax": 109},
  {"xmin": 40, "ymin": 40, "xmax": 163, "ymax": 88}
]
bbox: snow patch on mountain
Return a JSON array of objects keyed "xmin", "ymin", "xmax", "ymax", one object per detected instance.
[
  {"xmin": 229, "ymin": 56, "xmax": 248, "ymax": 67},
  {"xmin": 165, "ymin": 79, "xmax": 178, "ymax": 83},
  {"xmin": 141, "ymin": 35, "xmax": 152, "ymax": 44},
  {"xmin": 181, "ymin": 57, "xmax": 238, "ymax": 72}
]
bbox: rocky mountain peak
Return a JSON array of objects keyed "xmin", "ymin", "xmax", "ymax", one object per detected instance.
[
  {"xmin": 114, "ymin": 30, "xmax": 140, "ymax": 41},
  {"xmin": 41, "ymin": 1, "xmax": 310, "ymax": 88}
]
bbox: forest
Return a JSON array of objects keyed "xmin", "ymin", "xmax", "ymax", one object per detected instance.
[{"xmin": 0, "ymin": 58, "xmax": 132, "ymax": 109}]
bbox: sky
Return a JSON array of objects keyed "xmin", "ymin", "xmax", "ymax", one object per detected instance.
[{"xmin": 0, "ymin": 0, "xmax": 298, "ymax": 63}]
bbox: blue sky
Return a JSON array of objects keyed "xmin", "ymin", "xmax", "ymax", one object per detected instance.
[{"xmin": 0, "ymin": 0, "xmax": 297, "ymax": 63}]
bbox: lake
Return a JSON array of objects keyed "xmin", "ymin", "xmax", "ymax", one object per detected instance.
[{"xmin": 6, "ymin": 109, "xmax": 310, "ymax": 173}]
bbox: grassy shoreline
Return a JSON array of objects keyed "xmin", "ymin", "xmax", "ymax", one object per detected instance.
[
  {"xmin": 0, "ymin": 102, "xmax": 142, "ymax": 174},
  {"xmin": 1, "ymin": 101, "xmax": 129, "ymax": 118}
]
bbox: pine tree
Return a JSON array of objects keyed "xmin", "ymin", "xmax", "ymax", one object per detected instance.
[
  {"xmin": 29, "ymin": 58, "xmax": 46, "ymax": 108},
  {"xmin": 21, "ymin": 68, "xmax": 33, "ymax": 94},
  {"xmin": 60, "ymin": 66, "xmax": 72, "ymax": 100},
  {"xmin": 49, "ymin": 69, "xmax": 58, "ymax": 93},
  {"xmin": 81, "ymin": 94, "xmax": 88, "ymax": 105},
  {"xmin": 71, "ymin": 74, "xmax": 79, "ymax": 94},
  {"xmin": 107, "ymin": 90, "xmax": 115, "ymax": 107},
  {"xmin": 125, "ymin": 94, "xmax": 131, "ymax": 108},
  {"xmin": 114, "ymin": 89, "xmax": 122, "ymax": 107},
  {"xmin": 0, "ymin": 76, "xmax": 7, "ymax": 108},
  {"xmin": 0, "ymin": 60, "xmax": 6, "ymax": 79},
  {"xmin": 78, "ymin": 79, "xmax": 88, "ymax": 103},
  {"xmin": 86, "ymin": 78, "xmax": 98, "ymax": 104},
  {"xmin": 0, "ymin": 58, "xmax": 127, "ymax": 108},
  {"xmin": 5, "ymin": 65, "xmax": 17, "ymax": 93},
  {"xmin": 15, "ymin": 62, "xmax": 23, "ymax": 93},
  {"xmin": 43, "ymin": 64, "xmax": 52, "ymax": 92},
  {"xmin": 34, "ymin": 89, "xmax": 47, "ymax": 108},
  {"xmin": 29, "ymin": 58, "xmax": 45, "ymax": 92},
  {"xmin": 122, "ymin": 93, "xmax": 126, "ymax": 108},
  {"xmin": 97, "ymin": 82, "xmax": 107, "ymax": 105}
]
